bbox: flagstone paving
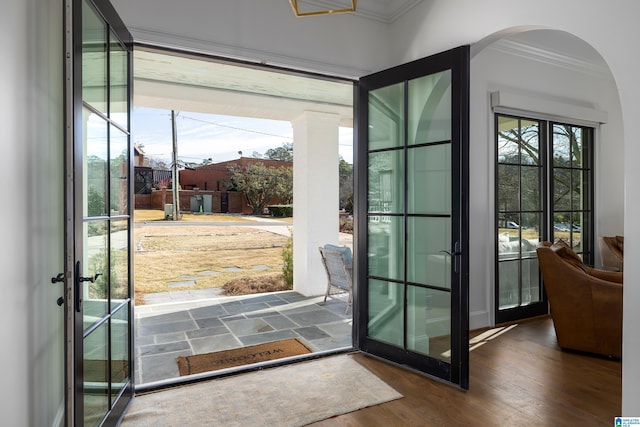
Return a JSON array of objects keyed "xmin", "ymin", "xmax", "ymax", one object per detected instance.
[{"xmin": 134, "ymin": 290, "xmax": 352, "ymax": 385}]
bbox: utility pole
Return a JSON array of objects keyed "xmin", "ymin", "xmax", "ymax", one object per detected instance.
[{"xmin": 171, "ymin": 110, "xmax": 180, "ymax": 220}]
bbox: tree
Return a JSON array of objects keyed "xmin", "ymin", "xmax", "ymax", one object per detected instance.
[
  {"xmin": 338, "ymin": 157, "xmax": 353, "ymax": 212},
  {"xmin": 225, "ymin": 162, "xmax": 293, "ymax": 214},
  {"xmin": 264, "ymin": 142, "xmax": 293, "ymax": 162}
]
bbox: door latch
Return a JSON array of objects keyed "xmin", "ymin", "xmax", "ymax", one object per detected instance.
[{"xmin": 51, "ymin": 273, "xmax": 65, "ymax": 284}]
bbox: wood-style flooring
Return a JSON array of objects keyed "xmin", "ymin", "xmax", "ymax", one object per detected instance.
[{"xmin": 311, "ymin": 316, "xmax": 621, "ymax": 426}]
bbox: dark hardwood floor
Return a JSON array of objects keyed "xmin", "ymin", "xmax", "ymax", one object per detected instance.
[{"xmin": 311, "ymin": 316, "xmax": 621, "ymax": 426}]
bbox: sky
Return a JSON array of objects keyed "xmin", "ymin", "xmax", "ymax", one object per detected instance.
[{"xmin": 132, "ymin": 107, "xmax": 354, "ymax": 166}]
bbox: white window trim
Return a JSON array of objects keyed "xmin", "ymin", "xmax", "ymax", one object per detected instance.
[{"xmin": 491, "ymin": 91, "xmax": 607, "ymax": 128}]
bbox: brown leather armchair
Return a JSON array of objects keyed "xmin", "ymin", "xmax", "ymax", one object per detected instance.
[
  {"xmin": 536, "ymin": 242, "xmax": 623, "ymax": 359},
  {"xmin": 598, "ymin": 235, "xmax": 624, "ymax": 272}
]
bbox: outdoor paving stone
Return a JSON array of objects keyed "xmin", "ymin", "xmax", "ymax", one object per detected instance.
[
  {"xmin": 244, "ymin": 310, "xmax": 279, "ymax": 319},
  {"xmin": 197, "ymin": 270, "xmax": 220, "ymax": 276},
  {"xmin": 154, "ymin": 331, "xmax": 188, "ymax": 344},
  {"xmin": 277, "ymin": 292, "xmax": 310, "ymax": 303},
  {"xmin": 241, "ymin": 293, "xmax": 286, "ymax": 304},
  {"xmin": 265, "ymin": 299, "xmax": 291, "ymax": 307},
  {"xmin": 179, "ymin": 275, "xmax": 202, "ymax": 280},
  {"xmin": 222, "ymin": 266, "xmax": 243, "ymax": 272},
  {"xmin": 138, "ymin": 340, "xmax": 190, "ymax": 356},
  {"xmin": 137, "ymin": 310, "xmax": 193, "ymax": 326},
  {"xmin": 317, "ymin": 320, "xmax": 352, "ymax": 337},
  {"xmin": 285, "ymin": 309, "xmax": 344, "ymax": 327},
  {"xmin": 190, "ymin": 333, "xmax": 241, "ymax": 354},
  {"xmin": 262, "ymin": 314, "xmax": 299, "ymax": 330},
  {"xmin": 224, "ymin": 318, "xmax": 274, "ymax": 336},
  {"xmin": 186, "ymin": 325, "xmax": 230, "ymax": 340},
  {"xmin": 293, "ymin": 326, "xmax": 330, "ymax": 340},
  {"xmin": 251, "ymin": 265, "xmax": 269, "ymax": 270},
  {"xmin": 137, "ymin": 319, "xmax": 197, "ymax": 337},
  {"xmin": 135, "ymin": 335, "xmax": 155, "ymax": 347},
  {"xmin": 167, "ymin": 280, "xmax": 196, "ymax": 288},
  {"xmin": 237, "ymin": 329, "xmax": 299, "ymax": 346},
  {"xmin": 139, "ymin": 350, "xmax": 191, "ymax": 384},
  {"xmin": 189, "ymin": 304, "xmax": 229, "ymax": 320},
  {"xmin": 223, "ymin": 302, "xmax": 271, "ymax": 315},
  {"xmin": 278, "ymin": 303, "xmax": 325, "ymax": 315},
  {"xmin": 219, "ymin": 314, "xmax": 244, "ymax": 321},
  {"xmin": 194, "ymin": 316, "xmax": 225, "ymax": 329}
]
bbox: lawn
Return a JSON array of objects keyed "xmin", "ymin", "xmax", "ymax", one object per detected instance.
[{"xmin": 133, "ymin": 210, "xmax": 291, "ymax": 304}]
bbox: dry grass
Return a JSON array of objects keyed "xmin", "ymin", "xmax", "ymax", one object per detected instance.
[
  {"xmin": 134, "ymin": 216, "xmax": 291, "ymax": 304},
  {"xmin": 222, "ymin": 274, "xmax": 291, "ymax": 295},
  {"xmin": 134, "ymin": 209, "xmax": 255, "ymax": 223}
]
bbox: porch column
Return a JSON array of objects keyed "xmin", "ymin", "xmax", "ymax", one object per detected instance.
[{"xmin": 292, "ymin": 111, "xmax": 341, "ymax": 296}]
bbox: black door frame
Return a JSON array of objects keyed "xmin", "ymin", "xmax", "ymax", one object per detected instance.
[{"xmin": 354, "ymin": 45, "xmax": 470, "ymax": 389}]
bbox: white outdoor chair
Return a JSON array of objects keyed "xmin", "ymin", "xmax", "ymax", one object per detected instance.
[{"xmin": 319, "ymin": 244, "xmax": 353, "ymax": 314}]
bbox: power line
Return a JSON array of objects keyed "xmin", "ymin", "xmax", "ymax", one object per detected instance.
[{"xmin": 181, "ymin": 115, "xmax": 293, "ymax": 140}]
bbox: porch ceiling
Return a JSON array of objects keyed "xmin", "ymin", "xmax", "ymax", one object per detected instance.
[{"xmin": 133, "ymin": 48, "xmax": 354, "ymax": 126}]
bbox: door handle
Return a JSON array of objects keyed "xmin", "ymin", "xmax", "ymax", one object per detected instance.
[
  {"xmin": 440, "ymin": 242, "xmax": 462, "ymax": 274},
  {"xmin": 79, "ymin": 273, "xmax": 102, "ymax": 283}
]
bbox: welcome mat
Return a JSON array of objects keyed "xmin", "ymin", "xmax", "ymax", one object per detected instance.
[
  {"xmin": 121, "ymin": 354, "xmax": 403, "ymax": 427},
  {"xmin": 176, "ymin": 338, "xmax": 312, "ymax": 375}
]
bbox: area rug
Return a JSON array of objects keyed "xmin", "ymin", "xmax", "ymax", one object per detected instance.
[
  {"xmin": 121, "ymin": 354, "xmax": 403, "ymax": 427},
  {"xmin": 176, "ymin": 338, "xmax": 312, "ymax": 375}
]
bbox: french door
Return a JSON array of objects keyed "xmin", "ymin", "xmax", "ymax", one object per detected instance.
[
  {"xmin": 356, "ymin": 46, "xmax": 470, "ymax": 388},
  {"xmin": 66, "ymin": 0, "xmax": 134, "ymax": 425}
]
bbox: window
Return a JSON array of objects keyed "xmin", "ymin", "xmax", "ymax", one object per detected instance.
[{"xmin": 495, "ymin": 114, "xmax": 594, "ymax": 323}]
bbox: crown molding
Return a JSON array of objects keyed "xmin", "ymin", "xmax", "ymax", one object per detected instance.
[{"xmin": 488, "ymin": 38, "xmax": 610, "ymax": 79}]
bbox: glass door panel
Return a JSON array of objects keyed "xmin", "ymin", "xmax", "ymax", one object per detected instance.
[
  {"xmin": 407, "ymin": 217, "xmax": 451, "ymax": 288},
  {"xmin": 71, "ymin": 0, "xmax": 133, "ymax": 425},
  {"xmin": 357, "ymin": 46, "xmax": 469, "ymax": 388}
]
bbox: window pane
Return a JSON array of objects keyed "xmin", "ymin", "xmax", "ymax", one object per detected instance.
[
  {"xmin": 553, "ymin": 125, "xmax": 571, "ymax": 167},
  {"xmin": 84, "ymin": 323, "xmax": 109, "ymax": 427},
  {"xmin": 84, "ymin": 220, "xmax": 108, "ymax": 330},
  {"xmin": 521, "ymin": 213, "xmax": 542, "ymax": 253},
  {"xmin": 407, "ymin": 144, "xmax": 451, "ymax": 214},
  {"xmin": 520, "ymin": 120, "xmax": 540, "ymax": 165},
  {"xmin": 521, "ymin": 258, "xmax": 541, "ymax": 305},
  {"xmin": 368, "ymin": 150, "xmax": 404, "ymax": 214},
  {"xmin": 407, "ymin": 217, "xmax": 451, "ymax": 288},
  {"xmin": 369, "ymin": 83, "xmax": 404, "ymax": 150},
  {"xmin": 111, "ymin": 306, "xmax": 129, "ymax": 399},
  {"xmin": 110, "ymin": 220, "xmax": 129, "ymax": 302},
  {"xmin": 408, "ymin": 71, "xmax": 451, "ymax": 145},
  {"xmin": 521, "ymin": 166, "xmax": 540, "ymax": 212},
  {"xmin": 110, "ymin": 32, "xmax": 128, "ymax": 128},
  {"xmin": 497, "ymin": 116, "xmax": 520, "ymax": 164},
  {"xmin": 368, "ymin": 279, "xmax": 403, "ymax": 347},
  {"xmin": 368, "ymin": 216, "xmax": 403, "ymax": 281},
  {"xmin": 571, "ymin": 127, "xmax": 584, "ymax": 168},
  {"xmin": 407, "ymin": 286, "xmax": 450, "ymax": 362},
  {"xmin": 498, "ymin": 260, "xmax": 519, "ymax": 309},
  {"xmin": 110, "ymin": 126, "xmax": 128, "ymax": 214},
  {"xmin": 553, "ymin": 168, "xmax": 571, "ymax": 211},
  {"xmin": 85, "ymin": 109, "xmax": 108, "ymax": 217},
  {"xmin": 82, "ymin": 0, "xmax": 107, "ymax": 114},
  {"xmin": 572, "ymin": 169, "xmax": 583, "ymax": 210},
  {"xmin": 498, "ymin": 165, "xmax": 520, "ymax": 212}
]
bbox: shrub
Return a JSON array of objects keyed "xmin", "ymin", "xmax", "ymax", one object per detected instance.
[
  {"xmin": 282, "ymin": 229, "xmax": 293, "ymax": 286},
  {"xmin": 268, "ymin": 204, "xmax": 293, "ymax": 217}
]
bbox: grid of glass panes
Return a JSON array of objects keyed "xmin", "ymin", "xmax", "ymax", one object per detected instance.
[
  {"xmin": 551, "ymin": 123, "xmax": 593, "ymax": 263},
  {"xmin": 496, "ymin": 116, "xmax": 544, "ymax": 310}
]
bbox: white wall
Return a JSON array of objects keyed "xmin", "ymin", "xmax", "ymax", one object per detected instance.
[
  {"xmin": 467, "ymin": 30, "xmax": 624, "ymax": 328},
  {"xmin": 389, "ymin": 0, "xmax": 639, "ymax": 415},
  {"xmin": 1, "ymin": 0, "xmax": 65, "ymax": 425}
]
